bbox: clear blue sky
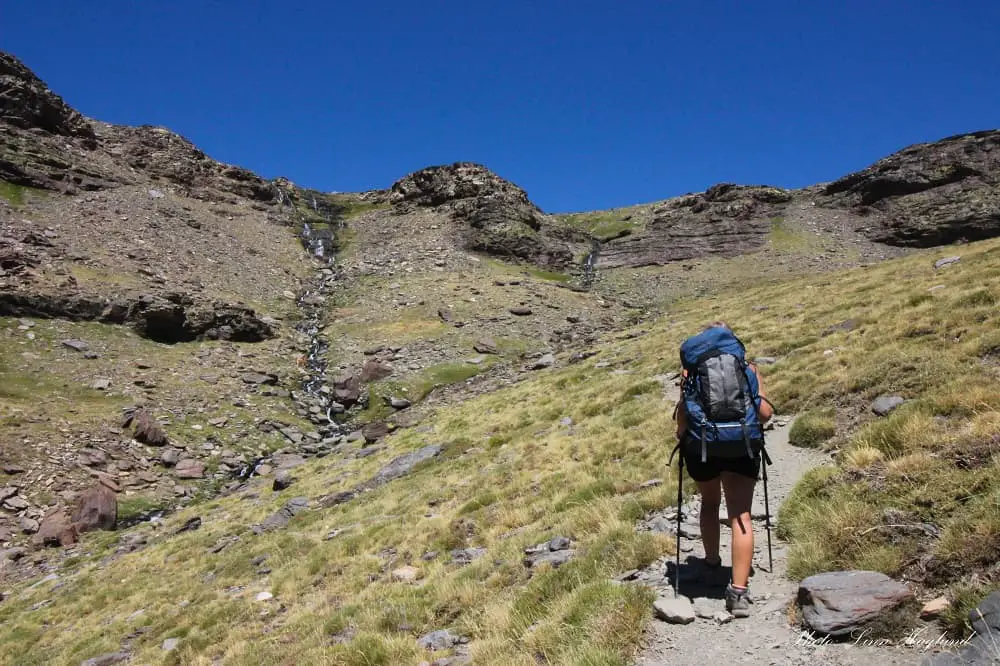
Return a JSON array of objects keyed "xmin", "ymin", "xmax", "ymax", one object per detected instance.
[{"xmin": 3, "ymin": 1, "xmax": 998, "ymax": 212}]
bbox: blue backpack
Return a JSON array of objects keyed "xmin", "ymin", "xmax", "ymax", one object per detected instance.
[{"xmin": 677, "ymin": 326, "xmax": 765, "ymax": 463}]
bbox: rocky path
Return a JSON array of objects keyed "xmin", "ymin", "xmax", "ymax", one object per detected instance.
[{"xmin": 633, "ymin": 419, "xmax": 919, "ymax": 666}]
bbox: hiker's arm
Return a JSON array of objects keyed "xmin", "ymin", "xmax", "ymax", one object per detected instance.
[{"xmin": 751, "ymin": 364, "xmax": 774, "ymax": 423}]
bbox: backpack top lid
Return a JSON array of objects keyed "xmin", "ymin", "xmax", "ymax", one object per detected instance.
[{"xmin": 679, "ymin": 326, "xmax": 746, "ymax": 371}]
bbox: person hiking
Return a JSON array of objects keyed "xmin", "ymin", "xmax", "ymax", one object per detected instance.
[{"xmin": 672, "ymin": 321, "xmax": 773, "ymax": 617}]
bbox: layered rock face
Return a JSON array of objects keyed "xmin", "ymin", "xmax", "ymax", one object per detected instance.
[
  {"xmin": 821, "ymin": 130, "xmax": 1000, "ymax": 246},
  {"xmin": 390, "ymin": 162, "xmax": 580, "ymax": 268},
  {"xmin": 598, "ymin": 184, "xmax": 792, "ymax": 268},
  {"xmin": 0, "ymin": 52, "xmax": 95, "ymax": 142},
  {"xmin": 0, "ymin": 51, "xmax": 277, "ymax": 201}
]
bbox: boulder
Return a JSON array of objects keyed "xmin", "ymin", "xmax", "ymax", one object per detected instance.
[
  {"xmin": 364, "ymin": 445, "xmax": 442, "ymax": 489},
  {"xmin": 872, "ymin": 395, "xmax": 906, "ymax": 416},
  {"xmin": 797, "ymin": 570, "xmax": 915, "ymax": 637},
  {"xmin": 417, "ymin": 629, "xmax": 461, "ymax": 651},
  {"xmin": 252, "ymin": 497, "xmax": 308, "ymax": 534},
  {"xmin": 160, "ymin": 447, "xmax": 182, "ymax": 467},
  {"xmin": 61, "ymin": 339, "xmax": 89, "ymax": 352},
  {"xmin": 360, "ymin": 359, "xmax": 393, "ymax": 383},
  {"xmin": 174, "ymin": 459, "xmax": 206, "ymax": 479},
  {"xmin": 922, "ymin": 591, "xmax": 1000, "ymax": 665},
  {"xmin": 32, "ymin": 510, "xmax": 78, "ymax": 547},
  {"xmin": 332, "ymin": 373, "xmax": 361, "ymax": 405},
  {"xmin": 474, "ymin": 337, "xmax": 498, "ymax": 354},
  {"xmin": 71, "ymin": 484, "xmax": 117, "ymax": 533},
  {"xmin": 133, "ymin": 409, "xmax": 168, "ymax": 446},
  {"xmin": 272, "ymin": 470, "xmax": 293, "ymax": 492},
  {"xmin": 362, "ymin": 422, "xmax": 390, "ymax": 444},
  {"xmin": 386, "ymin": 396, "xmax": 411, "ymax": 410},
  {"xmin": 528, "ymin": 353, "xmax": 555, "ymax": 370},
  {"xmin": 241, "ymin": 372, "xmax": 277, "ymax": 385},
  {"xmin": 77, "ymin": 448, "xmax": 107, "ymax": 467}
]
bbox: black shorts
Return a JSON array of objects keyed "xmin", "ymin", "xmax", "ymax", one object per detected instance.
[{"xmin": 680, "ymin": 438, "xmax": 761, "ymax": 482}]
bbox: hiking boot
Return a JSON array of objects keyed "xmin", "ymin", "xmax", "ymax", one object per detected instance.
[{"xmin": 725, "ymin": 583, "xmax": 753, "ymax": 618}]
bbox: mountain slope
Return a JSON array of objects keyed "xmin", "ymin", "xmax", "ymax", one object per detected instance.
[{"xmin": 1, "ymin": 236, "xmax": 998, "ymax": 665}]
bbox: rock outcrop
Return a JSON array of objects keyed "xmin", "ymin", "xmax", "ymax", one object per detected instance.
[
  {"xmin": 598, "ymin": 184, "xmax": 792, "ymax": 268},
  {"xmin": 822, "ymin": 130, "xmax": 1000, "ymax": 246},
  {"xmin": 0, "ymin": 52, "xmax": 95, "ymax": 143},
  {"xmin": 0, "ymin": 291, "xmax": 275, "ymax": 342},
  {"xmin": 390, "ymin": 162, "xmax": 579, "ymax": 268}
]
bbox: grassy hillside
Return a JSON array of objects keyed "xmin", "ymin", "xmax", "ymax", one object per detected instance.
[{"xmin": 1, "ymin": 237, "xmax": 998, "ymax": 664}]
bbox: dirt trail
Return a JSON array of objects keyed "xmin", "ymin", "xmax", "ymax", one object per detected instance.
[{"xmin": 634, "ymin": 419, "xmax": 921, "ymax": 666}]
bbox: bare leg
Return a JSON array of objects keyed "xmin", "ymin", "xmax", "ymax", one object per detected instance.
[
  {"xmin": 721, "ymin": 471, "xmax": 756, "ymax": 587},
  {"xmin": 696, "ymin": 478, "xmax": 722, "ymax": 564}
]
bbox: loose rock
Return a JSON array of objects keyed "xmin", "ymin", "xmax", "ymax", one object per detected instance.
[
  {"xmin": 653, "ymin": 597, "xmax": 696, "ymax": 624},
  {"xmin": 797, "ymin": 570, "xmax": 915, "ymax": 637},
  {"xmin": 174, "ymin": 459, "xmax": 206, "ymax": 479},
  {"xmin": 872, "ymin": 395, "xmax": 906, "ymax": 416}
]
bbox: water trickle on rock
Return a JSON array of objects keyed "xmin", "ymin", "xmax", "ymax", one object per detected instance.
[
  {"xmin": 581, "ymin": 239, "xmax": 600, "ymax": 290},
  {"xmin": 273, "ymin": 184, "xmax": 350, "ymax": 436}
]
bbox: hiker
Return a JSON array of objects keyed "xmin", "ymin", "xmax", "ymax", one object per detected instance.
[{"xmin": 672, "ymin": 321, "xmax": 773, "ymax": 617}]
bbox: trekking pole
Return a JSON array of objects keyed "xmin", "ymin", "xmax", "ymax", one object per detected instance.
[
  {"xmin": 675, "ymin": 451, "xmax": 684, "ymax": 596},
  {"xmin": 761, "ymin": 440, "xmax": 774, "ymax": 573}
]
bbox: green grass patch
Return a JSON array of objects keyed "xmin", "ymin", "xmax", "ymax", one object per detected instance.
[
  {"xmin": 0, "ymin": 182, "xmax": 28, "ymax": 207},
  {"xmin": 788, "ymin": 408, "xmax": 836, "ymax": 448}
]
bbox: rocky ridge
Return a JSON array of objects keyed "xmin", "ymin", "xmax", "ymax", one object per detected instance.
[{"xmin": 390, "ymin": 162, "xmax": 590, "ymax": 269}]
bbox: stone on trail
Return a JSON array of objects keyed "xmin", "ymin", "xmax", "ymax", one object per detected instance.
[
  {"xmin": 713, "ymin": 610, "xmax": 734, "ymax": 624},
  {"xmin": 872, "ymin": 395, "xmax": 906, "ymax": 416},
  {"xmin": 797, "ymin": 570, "xmax": 915, "ymax": 637},
  {"xmin": 653, "ymin": 596, "xmax": 696, "ymax": 624},
  {"xmin": 509, "ymin": 306, "xmax": 532, "ymax": 316},
  {"xmin": 920, "ymin": 596, "xmax": 950, "ymax": 619},
  {"xmin": 692, "ymin": 597, "xmax": 717, "ymax": 619},
  {"xmin": 161, "ymin": 638, "xmax": 179, "ymax": 651}
]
